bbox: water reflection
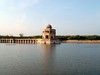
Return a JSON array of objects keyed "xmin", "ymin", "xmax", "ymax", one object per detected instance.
[
  {"xmin": 42, "ymin": 44, "xmax": 56, "ymax": 55},
  {"xmin": 41, "ymin": 44, "xmax": 56, "ymax": 75},
  {"xmin": 0, "ymin": 43, "xmax": 100, "ymax": 75}
]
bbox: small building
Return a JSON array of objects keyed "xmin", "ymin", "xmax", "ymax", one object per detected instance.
[
  {"xmin": 43, "ymin": 24, "xmax": 56, "ymax": 39},
  {"xmin": 37, "ymin": 24, "xmax": 60, "ymax": 44}
]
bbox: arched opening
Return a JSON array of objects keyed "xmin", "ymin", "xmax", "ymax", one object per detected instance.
[
  {"xmin": 51, "ymin": 36, "xmax": 53, "ymax": 39},
  {"xmin": 46, "ymin": 35, "xmax": 49, "ymax": 39}
]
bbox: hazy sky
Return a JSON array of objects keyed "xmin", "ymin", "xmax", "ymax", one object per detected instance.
[{"xmin": 0, "ymin": 0, "xmax": 100, "ymax": 35}]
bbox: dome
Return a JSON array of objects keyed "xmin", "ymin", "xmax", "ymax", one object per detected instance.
[{"xmin": 46, "ymin": 24, "xmax": 52, "ymax": 29}]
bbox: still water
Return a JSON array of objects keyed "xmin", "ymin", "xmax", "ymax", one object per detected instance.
[{"xmin": 0, "ymin": 43, "xmax": 100, "ymax": 75}]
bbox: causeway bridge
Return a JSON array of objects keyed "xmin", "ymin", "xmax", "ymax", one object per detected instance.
[{"xmin": 0, "ymin": 37, "xmax": 37, "ymax": 44}]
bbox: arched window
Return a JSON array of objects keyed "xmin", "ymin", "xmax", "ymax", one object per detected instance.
[
  {"xmin": 46, "ymin": 35, "xmax": 48, "ymax": 39},
  {"xmin": 51, "ymin": 36, "xmax": 53, "ymax": 39}
]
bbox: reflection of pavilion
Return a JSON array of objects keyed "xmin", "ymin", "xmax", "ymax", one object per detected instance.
[
  {"xmin": 41, "ymin": 44, "xmax": 56, "ymax": 59},
  {"xmin": 41, "ymin": 44, "xmax": 56, "ymax": 74},
  {"xmin": 42, "ymin": 44, "xmax": 56, "ymax": 52},
  {"xmin": 37, "ymin": 24, "xmax": 61, "ymax": 44}
]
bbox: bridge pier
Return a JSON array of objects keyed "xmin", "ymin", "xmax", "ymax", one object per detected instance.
[{"xmin": 0, "ymin": 38, "xmax": 37, "ymax": 44}]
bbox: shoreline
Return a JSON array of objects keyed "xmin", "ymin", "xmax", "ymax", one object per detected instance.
[{"xmin": 63, "ymin": 40, "xmax": 100, "ymax": 43}]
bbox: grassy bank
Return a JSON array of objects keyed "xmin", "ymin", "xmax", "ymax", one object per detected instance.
[{"xmin": 63, "ymin": 40, "xmax": 100, "ymax": 43}]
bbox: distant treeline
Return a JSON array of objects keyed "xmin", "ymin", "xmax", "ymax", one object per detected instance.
[
  {"xmin": 33, "ymin": 35, "xmax": 100, "ymax": 40},
  {"xmin": 0, "ymin": 35, "xmax": 42, "ymax": 39},
  {"xmin": 32, "ymin": 35, "xmax": 100, "ymax": 40},
  {"xmin": 57, "ymin": 35, "xmax": 100, "ymax": 41},
  {"xmin": 0, "ymin": 35, "xmax": 100, "ymax": 40}
]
